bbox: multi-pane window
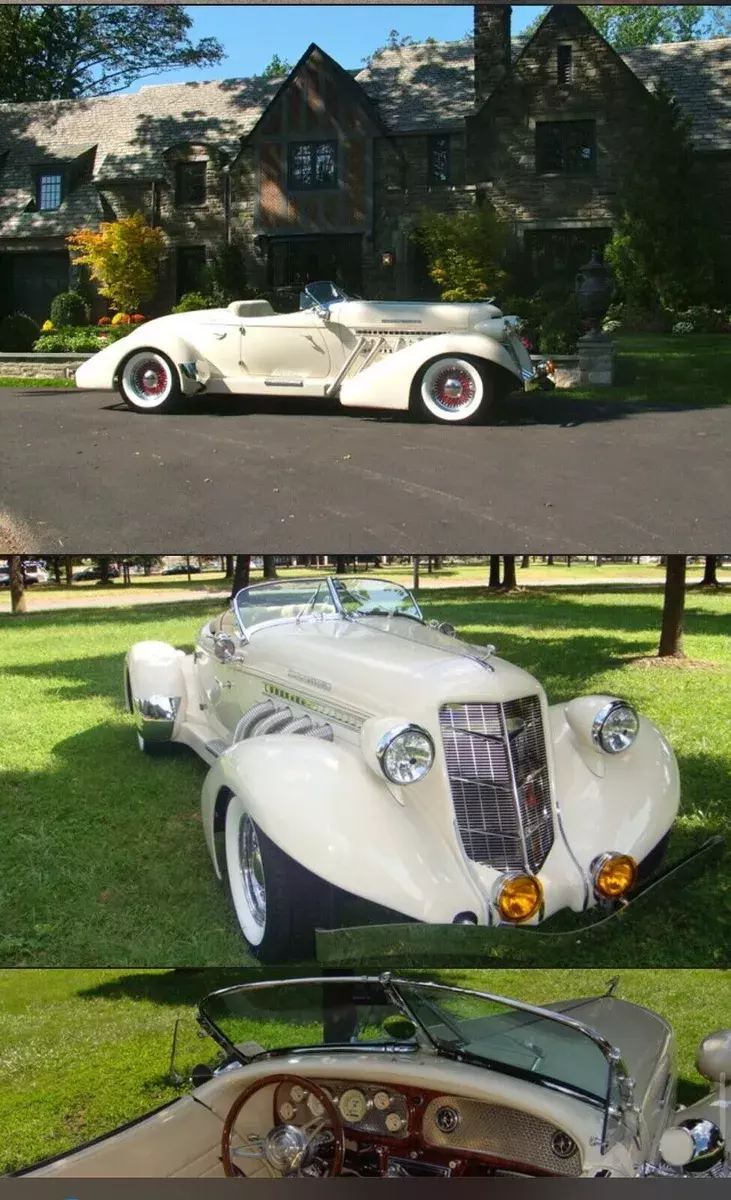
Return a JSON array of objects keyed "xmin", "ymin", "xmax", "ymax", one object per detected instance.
[
  {"xmin": 175, "ymin": 161, "xmax": 207, "ymax": 206},
  {"xmin": 37, "ymin": 173, "xmax": 63, "ymax": 211},
  {"xmin": 427, "ymin": 135, "xmax": 451, "ymax": 185},
  {"xmin": 288, "ymin": 141, "xmax": 338, "ymax": 190},
  {"xmin": 535, "ymin": 121, "xmax": 595, "ymax": 174},
  {"xmin": 557, "ymin": 45, "xmax": 573, "ymax": 85}
]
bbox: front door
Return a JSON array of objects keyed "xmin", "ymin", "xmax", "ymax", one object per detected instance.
[{"xmin": 9, "ymin": 252, "xmax": 70, "ymax": 323}]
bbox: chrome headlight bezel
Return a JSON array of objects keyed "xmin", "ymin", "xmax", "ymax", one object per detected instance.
[
  {"xmin": 591, "ymin": 699, "xmax": 640, "ymax": 755},
  {"xmin": 376, "ymin": 723, "xmax": 435, "ymax": 786}
]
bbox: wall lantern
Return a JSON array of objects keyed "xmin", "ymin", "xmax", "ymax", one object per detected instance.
[{"xmin": 380, "ymin": 250, "xmax": 396, "ymax": 268}]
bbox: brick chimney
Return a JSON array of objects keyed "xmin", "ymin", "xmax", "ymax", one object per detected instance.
[{"xmin": 473, "ymin": 4, "xmax": 512, "ymax": 109}]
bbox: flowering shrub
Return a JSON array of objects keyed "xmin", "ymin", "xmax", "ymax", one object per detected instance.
[
  {"xmin": 98, "ymin": 317, "xmax": 111, "ymax": 326},
  {"xmin": 111, "ymin": 312, "xmax": 131, "ymax": 326},
  {"xmin": 519, "ymin": 335, "xmax": 534, "ymax": 351},
  {"xmin": 34, "ymin": 325, "xmax": 131, "ymax": 352},
  {"xmin": 41, "ymin": 319, "xmax": 55, "ymax": 332},
  {"xmin": 131, "ymin": 314, "xmax": 146, "ymax": 324},
  {"xmin": 602, "ymin": 319, "xmax": 622, "ymax": 334},
  {"xmin": 67, "ymin": 212, "xmax": 164, "ymax": 313},
  {"xmin": 672, "ymin": 321, "xmax": 695, "ymax": 335}
]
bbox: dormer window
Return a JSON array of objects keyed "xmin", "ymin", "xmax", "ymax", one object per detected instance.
[
  {"xmin": 557, "ymin": 45, "xmax": 573, "ymax": 85},
  {"xmin": 175, "ymin": 161, "xmax": 207, "ymax": 207},
  {"xmin": 37, "ymin": 172, "xmax": 64, "ymax": 211}
]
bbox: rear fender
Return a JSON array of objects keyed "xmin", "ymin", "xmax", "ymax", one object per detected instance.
[
  {"xmin": 338, "ymin": 332, "xmax": 523, "ymax": 410},
  {"xmin": 75, "ymin": 334, "xmax": 202, "ymax": 395},
  {"xmin": 201, "ymin": 735, "xmax": 482, "ymax": 923},
  {"xmin": 125, "ymin": 641, "xmax": 187, "ymax": 743}
]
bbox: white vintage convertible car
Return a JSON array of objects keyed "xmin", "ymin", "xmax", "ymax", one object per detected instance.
[
  {"xmin": 123, "ymin": 575, "xmax": 705, "ymax": 962},
  {"xmin": 75, "ymin": 282, "xmax": 538, "ymax": 422},
  {"xmin": 17, "ymin": 975, "xmax": 731, "ymax": 1178}
]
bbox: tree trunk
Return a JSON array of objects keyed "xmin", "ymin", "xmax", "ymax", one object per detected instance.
[
  {"xmin": 432, "ymin": 555, "xmax": 443, "ymax": 571},
  {"xmin": 97, "ymin": 556, "xmax": 112, "ymax": 586},
  {"xmin": 52, "ymin": 556, "xmax": 62, "ymax": 584},
  {"xmin": 64, "ymin": 556, "xmax": 73, "ymax": 586},
  {"xmin": 223, "ymin": 554, "xmax": 234, "ymax": 579},
  {"xmin": 701, "ymin": 555, "xmax": 719, "ymax": 587},
  {"xmin": 185, "ymin": 554, "xmax": 192, "ymax": 581},
  {"xmin": 122, "ymin": 560, "xmax": 131, "ymax": 585},
  {"xmin": 502, "ymin": 555, "xmax": 517, "ymax": 590},
  {"xmin": 488, "ymin": 556, "xmax": 501, "ymax": 588},
  {"xmin": 9, "ymin": 557, "xmax": 27, "ymax": 614},
  {"xmin": 520, "ymin": 555, "xmax": 530, "ymax": 569},
  {"xmin": 231, "ymin": 555, "xmax": 251, "ymax": 597},
  {"xmin": 658, "ymin": 555, "xmax": 687, "ymax": 658},
  {"xmin": 412, "ymin": 555, "xmax": 420, "ymax": 591},
  {"xmin": 334, "ymin": 555, "xmax": 348, "ymax": 575},
  {"xmin": 262, "ymin": 555, "xmax": 278, "ymax": 580},
  {"xmin": 546, "ymin": 555, "xmax": 554, "ymax": 566}
]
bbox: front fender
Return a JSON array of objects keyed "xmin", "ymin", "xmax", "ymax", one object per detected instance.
[
  {"xmin": 125, "ymin": 640, "xmax": 187, "ymax": 743},
  {"xmin": 338, "ymin": 332, "xmax": 525, "ymax": 410},
  {"xmin": 201, "ymin": 736, "xmax": 484, "ymax": 924},
  {"xmin": 75, "ymin": 332, "xmax": 201, "ymax": 394}
]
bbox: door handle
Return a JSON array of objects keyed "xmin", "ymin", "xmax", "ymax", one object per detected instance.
[{"xmin": 215, "ymin": 677, "xmax": 233, "ymax": 689}]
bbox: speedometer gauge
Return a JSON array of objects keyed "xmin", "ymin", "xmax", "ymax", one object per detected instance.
[
  {"xmin": 307, "ymin": 1093, "xmax": 325, "ymax": 1118},
  {"xmin": 339, "ymin": 1089, "xmax": 368, "ymax": 1123},
  {"xmin": 373, "ymin": 1091, "xmax": 391, "ymax": 1111}
]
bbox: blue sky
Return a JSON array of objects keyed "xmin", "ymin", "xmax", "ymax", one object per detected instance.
[{"xmin": 131, "ymin": 5, "xmax": 546, "ymax": 90}]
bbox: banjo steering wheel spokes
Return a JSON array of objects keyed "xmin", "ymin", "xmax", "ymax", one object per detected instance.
[{"xmin": 221, "ymin": 1073, "xmax": 345, "ymax": 1178}]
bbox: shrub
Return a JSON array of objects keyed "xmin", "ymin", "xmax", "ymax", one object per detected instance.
[
  {"xmin": 669, "ymin": 305, "xmax": 724, "ymax": 334},
  {"xmin": 111, "ymin": 312, "xmax": 131, "ymax": 325},
  {"xmin": 130, "ymin": 313, "xmax": 146, "ymax": 324},
  {"xmin": 172, "ymin": 291, "xmax": 215, "ymax": 314},
  {"xmin": 49, "ymin": 291, "xmax": 89, "ymax": 328},
  {"xmin": 0, "ymin": 312, "xmax": 41, "ymax": 352},
  {"xmin": 672, "ymin": 321, "xmax": 695, "ymax": 336},
  {"xmin": 98, "ymin": 317, "xmax": 111, "ymax": 326},
  {"xmin": 33, "ymin": 326, "xmax": 131, "ymax": 353},
  {"xmin": 67, "ymin": 212, "xmax": 164, "ymax": 313},
  {"xmin": 41, "ymin": 320, "xmax": 55, "ymax": 332},
  {"xmin": 409, "ymin": 208, "xmax": 507, "ymax": 302}
]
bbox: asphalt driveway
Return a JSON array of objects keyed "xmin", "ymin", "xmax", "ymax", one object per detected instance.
[{"xmin": 1, "ymin": 386, "xmax": 728, "ymax": 552}]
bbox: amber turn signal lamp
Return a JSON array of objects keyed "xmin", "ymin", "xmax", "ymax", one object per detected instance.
[
  {"xmin": 496, "ymin": 874, "xmax": 543, "ymax": 923},
  {"xmin": 593, "ymin": 853, "xmax": 637, "ymax": 899}
]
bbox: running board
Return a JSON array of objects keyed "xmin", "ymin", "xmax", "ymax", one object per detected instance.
[{"xmin": 205, "ymin": 738, "xmax": 230, "ymax": 759}]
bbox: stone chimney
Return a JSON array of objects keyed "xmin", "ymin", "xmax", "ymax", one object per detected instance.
[{"xmin": 473, "ymin": 4, "xmax": 512, "ymax": 109}]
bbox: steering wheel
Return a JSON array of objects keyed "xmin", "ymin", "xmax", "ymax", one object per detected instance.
[{"xmin": 221, "ymin": 1073, "xmax": 345, "ymax": 1177}]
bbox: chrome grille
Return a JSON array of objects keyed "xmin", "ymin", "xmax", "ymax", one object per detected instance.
[{"xmin": 439, "ymin": 696, "xmax": 554, "ymax": 873}]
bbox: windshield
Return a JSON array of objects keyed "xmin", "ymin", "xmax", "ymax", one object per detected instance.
[
  {"xmin": 300, "ymin": 281, "xmax": 353, "ymax": 310},
  {"xmin": 332, "ymin": 577, "xmax": 422, "ymax": 622},
  {"xmin": 198, "ymin": 977, "xmax": 615, "ymax": 1113},
  {"xmin": 233, "ymin": 579, "xmax": 337, "ymax": 633}
]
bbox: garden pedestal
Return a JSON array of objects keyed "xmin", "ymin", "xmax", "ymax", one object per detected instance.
[{"xmin": 578, "ymin": 332, "xmax": 615, "ymax": 386}]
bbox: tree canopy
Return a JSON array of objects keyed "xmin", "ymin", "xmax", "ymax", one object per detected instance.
[
  {"xmin": 0, "ymin": 5, "xmax": 225, "ymax": 101},
  {"xmin": 523, "ymin": 5, "xmax": 730, "ymax": 48}
]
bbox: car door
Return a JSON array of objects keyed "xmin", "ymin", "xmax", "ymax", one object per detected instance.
[
  {"xmin": 237, "ymin": 311, "xmax": 336, "ymax": 381},
  {"xmin": 190, "ymin": 315, "xmax": 243, "ymax": 377}
]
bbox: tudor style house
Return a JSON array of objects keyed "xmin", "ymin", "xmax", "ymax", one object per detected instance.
[{"xmin": 0, "ymin": 4, "xmax": 729, "ymax": 320}]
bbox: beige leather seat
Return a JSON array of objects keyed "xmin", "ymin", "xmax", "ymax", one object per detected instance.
[{"xmin": 227, "ymin": 300, "xmax": 275, "ymax": 318}]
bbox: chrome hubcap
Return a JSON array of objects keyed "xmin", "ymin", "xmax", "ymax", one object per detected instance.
[
  {"xmin": 430, "ymin": 366, "xmax": 475, "ymax": 410},
  {"xmin": 142, "ymin": 369, "xmax": 158, "ymax": 388},
  {"xmin": 241, "ymin": 817, "xmax": 266, "ymax": 924},
  {"xmin": 442, "ymin": 377, "xmax": 463, "ymax": 400}
]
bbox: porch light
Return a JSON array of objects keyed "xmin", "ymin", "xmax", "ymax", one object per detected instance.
[{"xmin": 380, "ymin": 250, "xmax": 396, "ymax": 268}]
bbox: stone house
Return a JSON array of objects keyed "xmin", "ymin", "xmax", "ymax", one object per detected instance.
[{"xmin": 0, "ymin": 4, "xmax": 728, "ymax": 320}]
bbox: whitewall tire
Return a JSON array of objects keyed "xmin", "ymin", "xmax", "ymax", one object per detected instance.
[
  {"xmin": 119, "ymin": 349, "xmax": 181, "ymax": 413},
  {"xmin": 415, "ymin": 356, "xmax": 491, "ymax": 424},
  {"xmin": 223, "ymin": 794, "xmax": 334, "ymax": 962}
]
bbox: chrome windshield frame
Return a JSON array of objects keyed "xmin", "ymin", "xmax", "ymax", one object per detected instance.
[
  {"xmin": 231, "ymin": 575, "xmax": 423, "ymax": 638},
  {"xmin": 196, "ymin": 973, "xmax": 621, "ymax": 1150}
]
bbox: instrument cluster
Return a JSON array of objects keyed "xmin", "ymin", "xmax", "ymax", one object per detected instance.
[{"xmin": 274, "ymin": 1080, "xmax": 410, "ymax": 1139}]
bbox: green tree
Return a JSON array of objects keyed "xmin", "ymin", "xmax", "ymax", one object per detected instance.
[
  {"xmin": 0, "ymin": 5, "xmax": 224, "ymax": 101},
  {"xmin": 260, "ymin": 53, "xmax": 292, "ymax": 78},
  {"xmin": 523, "ymin": 6, "xmax": 730, "ymax": 47},
  {"xmin": 67, "ymin": 213, "xmax": 165, "ymax": 314},
  {"xmin": 605, "ymin": 81, "xmax": 718, "ymax": 310},
  {"xmin": 410, "ymin": 209, "xmax": 507, "ymax": 303}
]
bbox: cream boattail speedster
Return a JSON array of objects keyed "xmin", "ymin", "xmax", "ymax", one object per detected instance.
[
  {"xmin": 123, "ymin": 575, "xmax": 719, "ymax": 962},
  {"xmin": 75, "ymin": 282, "xmax": 540, "ymax": 423},
  {"xmin": 16, "ymin": 975, "xmax": 731, "ymax": 1179}
]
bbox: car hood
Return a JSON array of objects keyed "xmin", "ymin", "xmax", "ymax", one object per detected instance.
[
  {"xmin": 331, "ymin": 299, "xmax": 504, "ymax": 333},
  {"xmin": 244, "ymin": 615, "xmax": 542, "ymax": 719},
  {"xmin": 544, "ymin": 996, "xmax": 673, "ymax": 1105}
]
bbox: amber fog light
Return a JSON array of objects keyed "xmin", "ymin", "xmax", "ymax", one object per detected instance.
[
  {"xmin": 495, "ymin": 874, "xmax": 543, "ymax": 923},
  {"xmin": 592, "ymin": 852, "xmax": 637, "ymax": 900}
]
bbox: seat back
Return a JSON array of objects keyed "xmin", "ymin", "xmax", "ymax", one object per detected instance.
[{"xmin": 227, "ymin": 300, "xmax": 275, "ymax": 318}]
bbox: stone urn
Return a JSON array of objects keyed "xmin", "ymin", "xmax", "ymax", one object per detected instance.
[{"xmin": 575, "ymin": 250, "xmax": 613, "ymax": 339}]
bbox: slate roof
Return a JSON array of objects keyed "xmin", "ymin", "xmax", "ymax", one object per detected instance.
[{"xmin": 0, "ymin": 33, "xmax": 728, "ymax": 236}]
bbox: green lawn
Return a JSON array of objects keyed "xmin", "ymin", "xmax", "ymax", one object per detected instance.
[
  {"xmin": 565, "ymin": 334, "xmax": 731, "ymax": 406},
  {"xmin": 0, "ymin": 967, "xmax": 725, "ymax": 1174},
  {"xmin": 0, "ymin": 586, "xmax": 728, "ymax": 968},
  {"xmin": 0, "ymin": 377, "xmax": 76, "ymax": 388}
]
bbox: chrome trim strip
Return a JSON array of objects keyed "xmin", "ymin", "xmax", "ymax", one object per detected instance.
[{"xmin": 324, "ymin": 335, "xmax": 367, "ymax": 396}]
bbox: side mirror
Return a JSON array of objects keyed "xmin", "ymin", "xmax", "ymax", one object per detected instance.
[
  {"xmin": 213, "ymin": 632, "xmax": 238, "ymax": 663},
  {"xmin": 191, "ymin": 1062, "xmax": 215, "ymax": 1089}
]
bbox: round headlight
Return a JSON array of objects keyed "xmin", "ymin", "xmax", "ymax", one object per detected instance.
[
  {"xmin": 377, "ymin": 724, "xmax": 434, "ymax": 785},
  {"xmin": 592, "ymin": 852, "xmax": 637, "ymax": 900},
  {"xmin": 494, "ymin": 874, "xmax": 543, "ymax": 923},
  {"xmin": 592, "ymin": 700, "xmax": 639, "ymax": 754}
]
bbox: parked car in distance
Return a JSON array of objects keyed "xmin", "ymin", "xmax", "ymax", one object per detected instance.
[
  {"xmin": 162, "ymin": 563, "xmax": 202, "ymax": 575},
  {"xmin": 22, "ymin": 561, "xmax": 49, "ymax": 585},
  {"xmin": 76, "ymin": 282, "xmax": 542, "ymax": 424},
  {"xmin": 73, "ymin": 565, "xmax": 121, "ymax": 581},
  {"xmin": 17, "ymin": 975, "xmax": 731, "ymax": 1179},
  {"xmin": 123, "ymin": 576, "xmax": 708, "ymax": 962}
]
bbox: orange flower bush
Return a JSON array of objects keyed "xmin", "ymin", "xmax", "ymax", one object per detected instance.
[
  {"xmin": 111, "ymin": 312, "xmax": 131, "ymax": 326},
  {"xmin": 98, "ymin": 317, "xmax": 111, "ymax": 326},
  {"xmin": 67, "ymin": 212, "xmax": 164, "ymax": 315}
]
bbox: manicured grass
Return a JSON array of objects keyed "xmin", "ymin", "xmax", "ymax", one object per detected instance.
[
  {"xmin": 0, "ymin": 377, "xmax": 76, "ymax": 388},
  {"xmin": 566, "ymin": 334, "xmax": 731, "ymax": 406},
  {"xmin": 0, "ymin": 967, "xmax": 725, "ymax": 1174},
  {"xmin": 0, "ymin": 586, "xmax": 728, "ymax": 968}
]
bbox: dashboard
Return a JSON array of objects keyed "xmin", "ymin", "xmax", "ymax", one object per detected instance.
[{"xmin": 272, "ymin": 1078, "xmax": 583, "ymax": 1177}]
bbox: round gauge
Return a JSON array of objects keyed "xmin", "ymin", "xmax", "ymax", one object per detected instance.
[
  {"xmin": 290, "ymin": 1085, "xmax": 306, "ymax": 1103},
  {"xmin": 339, "ymin": 1089, "xmax": 368, "ymax": 1123},
  {"xmin": 279, "ymin": 1101, "xmax": 296, "ymax": 1122},
  {"xmin": 307, "ymin": 1093, "xmax": 325, "ymax": 1118},
  {"xmin": 373, "ymin": 1091, "xmax": 391, "ymax": 1112},
  {"xmin": 435, "ymin": 1105, "xmax": 460, "ymax": 1134},
  {"xmin": 385, "ymin": 1112, "xmax": 404, "ymax": 1134},
  {"xmin": 551, "ymin": 1131, "xmax": 577, "ymax": 1159}
]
